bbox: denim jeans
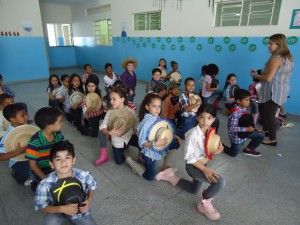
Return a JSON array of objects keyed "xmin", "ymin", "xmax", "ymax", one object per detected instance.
[
  {"xmin": 182, "ymin": 115, "xmax": 197, "ymax": 140},
  {"xmin": 11, "ymin": 161, "xmax": 31, "ymax": 184},
  {"xmin": 202, "ymin": 96, "xmax": 210, "ymax": 105},
  {"xmin": 43, "ymin": 213, "xmax": 97, "ymax": 225},
  {"xmin": 112, "ymin": 134, "xmax": 140, "ymax": 165},
  {"xmin": 176, "ymin": 164, "xmax": 225, "ymax": 199},
  {"xmin": 142, "ymin": 154, "xmax": 157, "ymax": 181},
  {"xmin": 225, "ymin": 131, "xmax": 265, "ymax": 157}
]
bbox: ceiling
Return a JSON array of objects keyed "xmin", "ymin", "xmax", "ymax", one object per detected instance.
[{"xmin": 39, "ymin": 0, "xmax": 97, "ymax": 5}]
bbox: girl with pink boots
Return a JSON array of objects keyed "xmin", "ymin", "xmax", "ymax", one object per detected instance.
[{"xmin": 156, "ymin": 104, "xmax": 225, "ymax": 221}]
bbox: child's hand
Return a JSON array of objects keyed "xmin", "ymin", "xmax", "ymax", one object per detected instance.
[
  {"xmin": 255, "ymin": 128, "xmax": 264, "ymax": 133},
  {"xmin": 62, "ymin": 203, "xmax": 78, "ymax": 216},
  {"xmin": 155, "ymin": 137, "xmax": 168, "ymax": 147},
  {"xmin": 214, "ymin": 142, "xmax": 224, "ymax": 155},
  {"xmin": 129, "ymin": 89, "xmax": 134, "ymax": 96},
  {"xmin": 16, "ymin": 143, "xmax": 26, "ymax": 154},
  {"xmin": 79, "ymin": 199, "xmax": 90, "ymax": 214},
  {"xmin": 203, "ymin": 167, "xmax": 219, "ymax": 183},
  {"xmin": 49, "ymin": 94, "xmax": 56, "ymax": 101},
  {"xmin": 246, "ymin": 126, "xmax": 255, "ymax": 132},
  {"xmin": 109, "ymin": 127, "xmax": 124, "ymax": 136}
]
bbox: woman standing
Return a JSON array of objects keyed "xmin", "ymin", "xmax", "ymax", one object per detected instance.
[{"xmin": 251, "ymin": 34, "xmax": 294, "ymax": 146}]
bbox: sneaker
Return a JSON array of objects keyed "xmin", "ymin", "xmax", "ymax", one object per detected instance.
[
  {"xmin": 243, "ymin": 148, "xmax": 261, "ymax": 157},
  {"xmin": 197, "ymin": 198, "xmax": 221, "ymax": 221},
  {"xmin": 24, "ymin": 177, "xmax": 34, "ymax": 187}
]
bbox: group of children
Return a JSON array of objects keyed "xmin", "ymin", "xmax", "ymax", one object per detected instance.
[{"xmin": 0, "ymin": 58, "xmax": 293, "ymax": 224}]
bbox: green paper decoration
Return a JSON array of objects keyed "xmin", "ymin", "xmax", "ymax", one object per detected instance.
[
  {"xmin": 161, "ymin": 44, "xmax": 166, "ymax": 50},
  {"xmin": 288, "ymin": 36, "xmax": 298, "ymax": 45},
  {"xmin": 143, "ymin": 42, "xmax": 147, "ymax": 47},
  {"xmin": 178, "ymin": 37, "xmax": 183, "ymax": 43},
  {"xmin": 224, "ymin": 36, "xmax": 230, "ymax": 44},
  {"xmin": 229, "ymin": 44, "xmax": 236, "ymax": 51},
  {"xmin": 208, "ymin": 37, "xmax": 214, "ymax": 44},
  {"xmin": 249, "ymin": 44, "xmax": 256, "ymax": 52},
  {"xmin": 132, "ymin": 40, "xmax": 136, "ymax": 45},
  {"xmin": 122, "ymin": 38, "xmax": 126, "ymax": 43},
  {"xmin": 166, "ymin": 37, "xmax": 171, "ymax": 43},
  {"xmin": 171, "ymin": 44, "xmax": 176, "ymax": 50},
  {"xmin": 180, "ymin": 45, "xmax": 185, "ymax": 51},
  {"xmin": 147, "ymin": 37, "xmax": 151, "ymax": 43},
  {"xmin": 241, "ymin": 37, "xmax": 248, "ymax": 45},
  {"xmin": 136, "ymin": 43, "xmax": 140, "ymax": 48},
  {"xmin": 262, "ymin": 36, "xmax": 270, "ymax": 45},
  {"xmin": 157, "ymin": 37, "xmax": 161, "ymax": 42},
  {"xmin": 190, "ymin": 36, "xmax": 195, "ymax": 43},
  {"xmin": 152, "ymin": 43, "xmax": 156, "ymax": 48},
  {"xmin": 139, "ymin": 37, "xmax": 143, "ymax": 42},
  {"xmin": 116, "ymin": 37, "xmax": 120, "ymax": 41},
  {"xmin": 215, "ymin": 45, "xmax": 222, "ymax": 52},
  {"xmin": 127, "ymin": 37, "xmax": 131, "ymax": 41},
  {"xmin": 197, "ymin": 44, "xmax": 202, "ymax": 50}
]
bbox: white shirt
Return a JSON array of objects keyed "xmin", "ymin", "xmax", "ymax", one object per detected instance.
[
  {"xmin": 0, "ymin": 110, "xmax": 10, "ymax": 138},
  {"xmin": 103, "ymin": 73, "xmax": 118, "ymax": 87},
  {"xmin": 56, "ymin": 85, "xmax": 70, "ymax": 108},
  {"xmin": 184, "ymin": 125, "xmax": 206, "ymax": 164}
]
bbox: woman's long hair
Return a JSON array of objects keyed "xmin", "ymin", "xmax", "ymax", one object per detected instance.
[{"xmin": 270, "ymin": 33, "xmax": 293, "ymax": 61}]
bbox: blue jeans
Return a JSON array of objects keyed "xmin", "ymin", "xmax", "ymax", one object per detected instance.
[
  {"xmin": 202, "ymin": 96, "xmax": 211, "ymax": 105},
  {"xmin": 43, "ymin": 213, "xmax": 97, "ymax": 225},
  {"xmin": 11, "ymin": 161, "xmax": 31, "ymax": 184},
  {"xmin": 142, "ymin": 154, "xmax": 157, "ymax": 181},
  {"xmin": 182, "ymin": 115, "xmax": 197, "ymax": 140},
  {"xmin": 225, "ymin": 131, "xmax": 265, "ymax": 157}
]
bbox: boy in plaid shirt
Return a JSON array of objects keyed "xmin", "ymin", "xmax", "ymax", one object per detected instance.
[{"xmin": 224, "ymin": 89, "xmax": 264, "ymax": 157}]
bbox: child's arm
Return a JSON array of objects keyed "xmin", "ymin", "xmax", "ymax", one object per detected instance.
[
  {"xmin": 42, "ymin": 204, "xmax": 79, "ymax": 216},
  {"xmin": 0, "ymin": 144, "xmax": 26, "ymax": 161},
  {"xmin": 251, "ymin": 57, "xmax": 283, "ymax": 82},
  {"xmin": 229, "ymin": 114, "xmax": 254, "ymax": 133},
  {"xmin": 79, "ymin": 190, "xmax": 95, "ymax": 213},
  {"xmin": 162, "ymin": 98, "xmax": 170, "ymax": 118},
  {"xmin": 48, "ymin": 93, "xmax": 56, "ymax": 101},
  {"xmin": 29, "ymin": 160, "xmax": 47, "ymax": 180},
  {"xmin": 206, "ymin": 83, "xmax": 219, "ymax": 92},
  {"xmin": 193, "ymin": 160, "xmax": 219, "ymax": 183}
]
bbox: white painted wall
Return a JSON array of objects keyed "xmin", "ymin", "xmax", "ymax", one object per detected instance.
[
  {"xmin": 0, "ymin": 0, "xmax": 44, "ymax": 36},
  {"xmin": 70, "ymin": 0, "xmax": 300, "ymax": 37}
]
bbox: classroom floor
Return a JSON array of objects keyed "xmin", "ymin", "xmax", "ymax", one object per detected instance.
[{"xmin": 0, "ymin": 67, "xmax": 299, "ymax": 225}]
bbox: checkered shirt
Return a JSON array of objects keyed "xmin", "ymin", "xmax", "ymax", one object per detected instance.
[
  {"xmin": 228, "ymin": 104, "xmax": 248, "ymax": 144},
  {"xmin": 179, "ymin": 91, "xmax": 197, "ymax": 117}
]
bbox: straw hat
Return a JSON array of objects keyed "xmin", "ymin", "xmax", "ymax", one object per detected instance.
[
  {"xmin": 52, "ymin": 88, "xmax": 59, "ymax": 97},
  {"xmin": 50, "ymin": 177, "xmax": 86, "ymax": 206},
  {"xmin": 70, "ymin": 91, "xmax": 84, "ymax": 105},
  {"xmin": 86, "ymin": 93, "xmax": 102, "ymax": 111},
  {"xmin": 205, "ymin": 127, "xmax": 221, "ymax": 160},
  {"xmin": 161, "ymin": 70, "xmax": 168, "ymax": 79},
  {"xmin": 107, "ymin": 108, "xmax": 138, "ymax": 136},
  {"xmin": 152, "ymin": 82, "xmax": 167, "ymax": 94},
  {"xmin": 148, "ymin": 119, "xmax": 174, "ymax": 151},
  {"xmin": 189, "ymin": 93, "xmax": 201, "ymax": 112},
  {"xmin": 121, "ymin": 58, "xmax": 138, "ymax": 69},
  {"xmin": 229, "ymin": 84, "xmax": 240, "ymax": 98},
  {"xmin": 4, "ymin": 125, "xmax": 39, "ymax": 161},
  {"xmin": 169, "ymin": 71, "xmax": 182, "ymax": 83}
]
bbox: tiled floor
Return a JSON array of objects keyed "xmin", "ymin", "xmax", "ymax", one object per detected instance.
[{"xmin": 0, "ymin": 67, "xmax": 299, "ymax": 225}]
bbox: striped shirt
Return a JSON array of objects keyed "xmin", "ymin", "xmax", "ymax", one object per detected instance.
[
  {"xmin": 259, "ymin": 55, "xmax": 294, "ymax": 106},
  {"xmin": 25, "ymin": 131, "xmax": 64, "ymax": 169}
]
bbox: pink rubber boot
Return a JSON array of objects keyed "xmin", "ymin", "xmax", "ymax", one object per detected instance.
[
  {"xmin": 197, "ymin": 197, "xmax": 221, "ymax": 221},
  {"xmin": 94, "ymin": 148, "xmax": 109, "ymax": 166}
]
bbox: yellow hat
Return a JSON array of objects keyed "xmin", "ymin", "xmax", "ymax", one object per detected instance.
[{"xmin": 121, "ymin": 58, "xmax": 138, "ymax": 69}]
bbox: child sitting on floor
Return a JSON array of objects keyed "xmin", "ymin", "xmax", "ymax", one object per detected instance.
[
  {"xmin": 0, "ymin": 94, "xmax": 13, "ymax": 139},
  {"xmin": 35, "ymin": 140, "xmax": 97, "ymax": 225},
  {"xmin": 146, "ymin": 68, "xmax": 168, "ymax": 99},
  {"xmin": 47, "ymin": 74, "xmax": 61, "ymax": 109}
]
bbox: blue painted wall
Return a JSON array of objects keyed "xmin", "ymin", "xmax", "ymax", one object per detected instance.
[
  {"xmin": 0, "ymin": 37, "xmax": 49, "ymax": 82},
  {"xmin": 74, "ymin": 36, "xmax": 300, "ymax": 115},
  {"xmin": 48, "ymin": 46, "xmax": 76, "ymax": 68}
]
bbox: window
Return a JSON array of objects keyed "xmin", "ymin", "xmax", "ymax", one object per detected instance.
[
  {"xmin": 134, "ymin": 11, "xmax": 161, "ymax": 30},
  {"xmin": 94, "ymin": 19, "xmax": 112, "ymax": 46},
  {"xmin": 214, "ymin": 0, "xmax": 282, "ymax": 27},
  {"xmin": 46, "ymin": 23, "xmax": 73, "ymax": 47}
]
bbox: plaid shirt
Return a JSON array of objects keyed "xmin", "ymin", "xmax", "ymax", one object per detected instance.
[
  {"xmin": 179, "ymin": 91, "xmax": 197, "ymax": 117},
  {"xmin": 2, "ymin": 85, "xmax": 15, "ymax": 98},
  {"xmin": 249, "ymin": 82, "xmax": 259, "ymax": 101},
  {"xmin": 35, "ymin": 168, "xmax": 97, "ymax": 220},
  {"xmin": 228, "ymin": 104, "xmax": 248, "ymax": 144},
  {"xmin": 82, "ymin": 95, "xmax": 104, "ymax": 119},
  {"xmin": 145, "ymin": 79, "xmax": 167, "ymax": 93},
  {"xmin": 128, "ymin": 101, "xmax": 137, "ymax": 111}
]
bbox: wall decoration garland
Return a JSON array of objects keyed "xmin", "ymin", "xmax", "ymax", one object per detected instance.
[
  {"xmin": 208, "ymin": 37, "xmax": 214, "ymax": 44},
  {"xmin": 122, "ymin": 38, "xmax": 126, "ymax": 43},
  {"xmin": 143, "ymin": 42, "xmax": 147, "ymax": 47},
  {"xmin": 171, "ymin": 44, "xmax": 176, "ymax": 50},
  {"xmin": 190, "ymin": 36, "xmax": 195, "ymax": 43},
  {"xmin": 287, "ymin": 36, "xmax": 298, "ymax": 45},
  {"xmin": 0, "ymin": 31, "xmax": 20, "ymax": 36},
  {"xmin": 241, "ymin": 37, "xmax": 248, "ymax": 45},
  {"xmin": 132, "ymin": 40, "xmax": 136, "ymax": 45},
  {"xmin": 229, "ymin": 44, "xmax": 236, "ymax": 51},
  {"xmin": 178, "ymin": 37, "xmax": 183, "ymax": 43},
  {"xmin": 136, "ymin": 43, "xmax": 140, "ymax": 48},
  {"xmin": 127, "ymin": 37, "xmax": 131, "ymax": 41},
  {"xmin": 152, "ymin": 43, "xmax": 156, "ymax": 48},
  {"xmin": 180, "ymin": 45, "xmax": 185, "ymax": 51},
  {"xmin": 215, "ymin": 45, "xmax": 222, "ymax": 52},
  {"xmin": 166, "ymin": 37, "xmax": 171, "ymax": 43},
  {"xmin": 116, "ymin": 37, "xmax": 120, "ymax": 41},
  {"xmin": 223, "ymin": 36, "xmax": 230, "ymax": 44},
  {"xmin": 147, "ymin": 37, "xmax": 151, "ymax": 43},
  {"xmin": 262, "ymin": 36, "xmax": 270, "ymax": 45},
  {"xmin": 197, "ymin": 44, "xmax": 202, "ymax": 50},
  {"xmin": 157, "ymin": 37, "xmax": 161, "ymax": 42},
  {"xmin": 139, "ymin": 37, "xmax": 143, "ymax": 42},
  {"xmin": 161, "ymin": 44, "xmax": 166, "ymax": 50},
  {"xmin": 248, "ymin": 44, "xmax": 256, "ymax": 52}
]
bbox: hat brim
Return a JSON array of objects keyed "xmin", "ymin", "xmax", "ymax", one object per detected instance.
[
  {"xmin": 86, "ymin": 93, "xmax": 102, "ymax": 111},
  {"xmin": 70, "ymin": 91, "xmax": 84, "ymax": 105},
  {"xmin": 205, "ymin": 127, "xmax": 220, "ymax": 160},
  {"xmin": 121, "ymin": 58, "xmax": 138, "ymax": 69}
]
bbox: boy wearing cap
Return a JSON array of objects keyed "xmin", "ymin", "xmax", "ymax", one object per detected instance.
[
  {"xmin": 35, "ymin": 140, "xmax": 97, "ymax": 225},
  {"xmin": 0, "ymin": 104, "xmax": 32, "ymax": 186}
]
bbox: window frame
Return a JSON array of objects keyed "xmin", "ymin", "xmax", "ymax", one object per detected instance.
[
  {"xmin": 134, "ymin": 10, "xmax": 161, "ymax": 31},
  {"xmin": 93, "ymin": 19, "xmax": 112, "ymax": 46}
]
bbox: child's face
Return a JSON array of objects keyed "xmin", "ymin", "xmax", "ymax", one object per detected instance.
[
  {"xmin": 172, "ymin": 63, "xmax": 178, "ymax": 71},
  {"xmin": 2, "ymin": 98, "xmax": 14, "ymax": 108},
  {"xmin": 13, "ymin": 109, "xmax": 28, "ymax": 126},
  {"xmin": 152, "ymin": 71, "xmax": 162, "ymax": 81},
  {"xmin": 62, "ymin": 77, "xmax": 70, "ymax": 88},
  {"xmin": 72, "ymin": 77, "xmax": 81, "ymax": 89},
  {"xmin": 170, "ymin": 87, "xmax": 179, "ymax": 97},
  {"xmin": 228, "ymin": 76, "xmax": 237, "ymax": 86},
  {"xmin": 51, "ymin": 77, "xmax": 59, "ymax": 87},
  {"xmin": 126, "ymin": 63, "xmax": 134, "ymax": 72},
  {"xmin": 159, "ymin": 60, "xmax": 166, "ymax": 67},
  {"xmin": 48, "ymin": 115, "xmax": 62, "ymax": 132},
  {"xmin": 110, "ymin": 92, "xmax": 125, "ymax": 109},
  {"xmin": 50, "ymin": 150, "xmax": 75, "ymax": 178},
  {"xmin": 85, "ymin": 66, "xmax": 92, "ymax": 75},
  {"xmin": 237, "ymin": 96, "xmax": 250, "ymax": 108},
  {"xmin": 185, "ymin": 80, "xmax": 195, "ymax": 93},
  {"xmin": 197, "ymin": 112, "xmax": 215, "ymax": 130},
  {"xmin": 106, "ymin": 66, "xmax": 113, "ymax": 75},
  {"xmin": 146, "ymin": 98, "xmax": 161, "ymax": 117},
  {"xmin": 87, "ymin": 82, "xmax": 97, "ymax": 93}
]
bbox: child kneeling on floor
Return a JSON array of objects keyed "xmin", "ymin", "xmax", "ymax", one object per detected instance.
[{"xmin": 35, "ymin": 140, "xmax": 97, "ymax": 225}]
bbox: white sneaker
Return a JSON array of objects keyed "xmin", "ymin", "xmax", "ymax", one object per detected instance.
[
  {"xmin": 24, "ymin": 177, "xmax": 33, "ymax": 187},
  {"xmin": 282, "ymin": 123, "xmax": 294, "ymax": 128}
]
